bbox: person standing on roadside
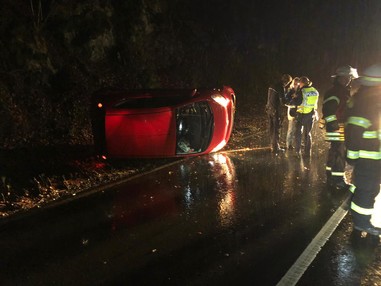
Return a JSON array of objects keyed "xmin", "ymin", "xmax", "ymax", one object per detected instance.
[
  {"xmin": 344, "ymin": 64, "xmax": 381, "ymax": 236},
  {"xmin": 265, "ymin": 74, "xmax": 292, "ymax": 153},
  {"xmin": 285, "ymin": 77, "xmax": 300, "ymax": 150},
  {"xmin": 322, "ymin": 65, "xmax": 358, "ymax": 190},
  {"xmin": 291, "ymin": 76, "xmax": 319, "ymax": 158}
]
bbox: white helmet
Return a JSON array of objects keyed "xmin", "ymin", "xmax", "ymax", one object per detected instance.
[
  {"xmin": 359, "ymin": 64, "xmax": 381, "ymax": 86},
  {"xmin": 331, "ymin": 65, "xmax": 359, "ymax": 79}
]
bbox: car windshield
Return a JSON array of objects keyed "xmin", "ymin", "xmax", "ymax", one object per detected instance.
[{"xmin": 176, "ymin": 101, "xmax": 213, "ymax": 155}]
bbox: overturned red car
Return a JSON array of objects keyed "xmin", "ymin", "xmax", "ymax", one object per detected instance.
[{"xmin": 91, "ymin": 86, "xmax": 236, "ymax": 158}]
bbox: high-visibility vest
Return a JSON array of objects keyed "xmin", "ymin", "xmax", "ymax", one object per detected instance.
[{"xmin": 297, "ymin": 87, "xmax": 319, "ymax": 114}]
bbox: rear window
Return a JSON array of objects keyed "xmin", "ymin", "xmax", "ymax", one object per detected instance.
[{"xmin": 176, "ymin": 102, "xmax": 213, "ymax": 155}]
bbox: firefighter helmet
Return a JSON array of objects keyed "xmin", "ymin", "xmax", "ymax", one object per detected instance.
[
  {"xmin": 359, "ymin": 64, "xmax": 381, "ymax": 86},
  {"xmin": 331, "ymin": 65, "xmax": 359, "ymax": 79}
]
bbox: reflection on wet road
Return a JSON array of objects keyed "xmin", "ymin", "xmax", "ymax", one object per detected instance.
[{"xmin": 0, "ymin": 149, "xmax": 379, "ymax": 285}]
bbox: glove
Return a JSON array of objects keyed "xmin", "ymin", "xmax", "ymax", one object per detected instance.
[{"xmin": 344, "ymin": 163, "xmax": 354, "ymax": 185}]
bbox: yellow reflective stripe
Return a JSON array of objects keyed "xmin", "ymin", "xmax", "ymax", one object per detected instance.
[
  {"xmin": 361, "ymin": 76, "xmax": 381, "ymax": 83},
  {"xmin": 325, "ymin": 132, "xmax": 343, "ymax": 136},
  {"xmin": 362, "ymin": 131, "xmax": 378, "ymax": 139},
  {"xmin": 325, "ymin": 131, "xmax": 344, "ymax": 141},
  {"xmin": 323, "ymin": 96, "xmax": 339, "ymax": 104},
  {"xmin": 331, "ymin": 172, "xmax": 344, "ymax": 177},
  {"xmin": 325, "ymin": 166, "xmax": 332, "ymax": 171},
  {"xmin": 347, "ymin": 116, "xmax": 372, "ymax": 128},
  {"xmin": 347, "ymin": 150, "xmax": 381, "ymax": 160},
  {"xmin": 325, "ymin": 115, "xmax": 337, "ymax": 123},
  {"xmin": 325, "ymin": 137, "xmax": 344, "ymax": 141},
  {"xmin": 359, "ymin": 150, "xmax": 381, "ymax": 160},
  {"xmin": 351, "ymin": 201, "xmax": 374, "ymax": 215},
  {"xmin": 349, "ymin": 184, "xmax": 356, "ymax": 194},
  {"xmin": 347, "ymin": 149, "xmax": 359, "ymax": 159}
]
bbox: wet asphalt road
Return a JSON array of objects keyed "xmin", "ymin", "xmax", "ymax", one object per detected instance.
[{"xmin": 0, "ymin": 148, "xmax": 380, "ymax": 285}]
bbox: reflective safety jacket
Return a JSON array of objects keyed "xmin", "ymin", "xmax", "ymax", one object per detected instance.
[
  {"xmin": 322, "ymin": 82, "xmax": 351, "ymax": 141},
  {"xmin": 345, "ymin": 86, "xmax": 381, "ymax": 164},
  {"xmin": 296, "ymin": 86, "xmax": 319, "ymax": 114}
]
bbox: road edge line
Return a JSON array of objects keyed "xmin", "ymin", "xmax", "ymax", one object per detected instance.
[{"xmin": 276, "ymin": 195, "xmax": 351, "ymax": 286}]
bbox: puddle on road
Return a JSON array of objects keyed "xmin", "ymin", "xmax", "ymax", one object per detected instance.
[{"xmin": 109, "ymin": 148, "xmax": 340, "ymax": 238}]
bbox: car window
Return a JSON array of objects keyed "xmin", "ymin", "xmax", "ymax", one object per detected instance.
[{"xmin": 176, "ymin": 102, "xmax": 213, "ymax": 155}]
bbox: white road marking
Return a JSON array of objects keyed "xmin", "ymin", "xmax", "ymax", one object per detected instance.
[
  {"xmin": 276, "ymin": 196, "xmax": 351, "ymax": 286},
  {"xmin": 80, "ymin": 158, "xmax": 189, "ymax": 197},
  {"xmin": 222, "ymin": 146, "xmax": 270, "ymax": 153},
  {"xmin": 27, "ymin": 158, "xmax": 190, "ymax": 210}
]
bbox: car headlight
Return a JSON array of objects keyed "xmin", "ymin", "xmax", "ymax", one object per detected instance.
[{"xmin": 211, "ymin": 94, "xmax": 229, "ymax": 107}]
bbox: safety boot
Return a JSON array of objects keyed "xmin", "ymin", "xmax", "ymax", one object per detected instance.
[{"xmin": 354, "ymin": 225, "xmax": 381, "ymax": 236}]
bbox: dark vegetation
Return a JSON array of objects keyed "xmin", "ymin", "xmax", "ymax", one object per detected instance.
[{"xmin": 0, "ymin": 0, "xmax": 381, "ymax": 218}]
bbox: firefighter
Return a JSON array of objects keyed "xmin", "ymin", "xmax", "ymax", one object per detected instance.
[
  {"xmin": 265, "ymin": 74, "xmax": 292, "ymax": 153},
  {"xmin": 345, "ymin": 64, "xmax": 381, "ymax": 236},
  {"xmin": 291, "ymin": 76, "xmax": 319, "ymax": 157},
  {"xmin": 322, "ymin": 65, "xmax": 359, "ymax": 189}
]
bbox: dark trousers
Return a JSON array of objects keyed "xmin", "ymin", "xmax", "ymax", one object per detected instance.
[
  {"xmin": 326, "ymin": 141, "xmax": 346, "ymax": 179},
  {"xmin": 351, "ymin": 160, "xmax": 381, "ymax": 228},
  {"xmin": 268, "ymin": 114, "xmax": 281, "ymax": 150},
  {"xmin": 295, "ymin": 112, "xmax": 314, "ymax": 155}
]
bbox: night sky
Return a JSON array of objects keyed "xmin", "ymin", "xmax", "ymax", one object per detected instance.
[{"xmin": 178, "ymin": 0, "xmax": 381, "ymax": 83}]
